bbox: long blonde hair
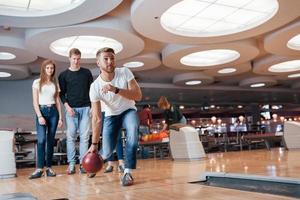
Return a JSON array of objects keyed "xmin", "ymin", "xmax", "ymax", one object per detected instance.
[
  {"xmin": 39, "ymin": 59, "xmax": 58, "ymax": 99},
  {"xmin": 157, "ymin": 96, "xmax": 170, "ymax": 110}
]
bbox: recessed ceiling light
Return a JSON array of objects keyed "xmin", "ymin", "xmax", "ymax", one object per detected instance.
[
  {"xmin": 268, "ymin": 60, "xmax": 300, "ymax": 73},
  {"xmin": 237, "ymin": 105, "xmax": 243, "ymax": 108},
  {"xmin": 0, "ymin": 52, "xmax": 16, "ymax": 60},
  {"xmin": 0, "ymin": 72, "xmax": 12, "ymax": 77},
  {"xmin": 160, "ymin": 0, "xmax": 279, "ymax": 37},
  {"xmin": 185, "ymin": 80, "xmax": 202, "ymax": 85},
  {"xmin": 250, "ymin": 83, "xmax": 265, "ymax": 88},
  {"xmin": 180, "ymin": 49, "xmax": 240, "ymax": 67},
  {"xmin": 287, "ymin": 34, "xmax": 300, "ymax": 50},
  {"xmin": 288, "ymin": 73, "xmax": 300, "ymax": 78},
  {"xmin": 123, "ymin": 61, "xmax": 144, "ymax": 68},
  {"xmin": 50, "ymin": 36, "xmax": 123, "ymax": 59},
  {"xmin": 0, "ymin": 0, "xmax": 83, "ymax": 16},
  {"xmin": 218, "ymin": 68, "xmax": 237, "ymax": 74},
  {"xmin": 179, "ymin": 105, "xmax": 185, "ymax": 109}
]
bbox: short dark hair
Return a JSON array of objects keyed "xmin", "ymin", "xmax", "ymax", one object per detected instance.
[
  {"xmin": 143, "ymin": 104, "xmax": 150, "ymax": 109},
  {"xmin": 69, "ymin": 48, "xmax": 81, "ymax": 57},
  {"xmin": 96, "ymin": 47, "xmax": 115, "ymax": 59}
]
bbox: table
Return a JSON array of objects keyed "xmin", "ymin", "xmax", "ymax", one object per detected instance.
[{"xmin": 139, "ymin": 140, "xmax": 170, "ymax": 159}]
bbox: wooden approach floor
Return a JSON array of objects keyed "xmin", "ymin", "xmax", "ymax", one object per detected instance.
[{"xmin": 1, "ymin": 148, "xmax": 300, "ymax": 200}]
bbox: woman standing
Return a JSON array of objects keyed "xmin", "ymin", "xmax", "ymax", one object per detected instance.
[{"xmin": 29, "ymin": 60, "xmax": 63, "ymax": 179}]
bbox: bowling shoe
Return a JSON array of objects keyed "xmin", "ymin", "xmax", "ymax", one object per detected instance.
[{"xmin": 29, "ymin": 169, "xmax": 43, "ymax": 179}]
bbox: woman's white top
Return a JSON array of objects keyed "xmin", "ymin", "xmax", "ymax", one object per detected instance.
[{"xmin": 32, "ymin": 79, "xmax": 57, "ymax": 105}]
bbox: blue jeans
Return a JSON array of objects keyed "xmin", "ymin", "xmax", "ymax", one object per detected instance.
[
  {"xmin": 65, "ymin": 106, "xmax": 90, "ymax": 165},
  {"xmin": 106, "ymin": 130, "xmax": 124, "ymax": 161},
  {"xmin": 102, "ymin": 112, "xmax": 124, "ymax": 162},
  {"xmin": 35, "ymin": 105, "xmax": 58, "ymax": 168},
  {"xmin": 101, "ymin": 109, "xmax": 139, "ymax": 169}
]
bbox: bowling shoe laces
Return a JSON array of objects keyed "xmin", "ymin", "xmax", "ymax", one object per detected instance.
[
  {"xmin": 29, "ymin": 169, "xmax": 43, "ymax": 179},
  {"xmin": 121, "ymin": 173, "xmax": 134, "ymax": 186}
]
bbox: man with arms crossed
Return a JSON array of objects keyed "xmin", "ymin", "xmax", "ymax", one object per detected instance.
[{"xmin": 88, "ymin": 47, "xmax": 142, "ymax": 186}]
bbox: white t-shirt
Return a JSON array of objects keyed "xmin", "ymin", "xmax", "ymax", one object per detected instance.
[
  {"xmin": 89, "ymin": 67, "xmax": 136, "ymax": 116},
  {"xmin": 32, "ymin": 79, "xmax": 57, "ymax": 105}
]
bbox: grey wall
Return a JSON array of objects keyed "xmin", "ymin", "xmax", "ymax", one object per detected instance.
[
  {"xmin": 0, "ymin": 78, "xmax": 34, "ymax": 115},
  {"xmin": 0, "ymin": 78, "xmax": 35, "ymax": 130}
]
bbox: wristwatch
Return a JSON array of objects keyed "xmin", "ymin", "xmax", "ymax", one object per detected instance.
[{"xmin": 115, "ymin": 87, "xmax": 120, "ymax": 94}]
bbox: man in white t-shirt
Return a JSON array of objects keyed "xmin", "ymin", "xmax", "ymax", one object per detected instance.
[{"xmin": 88, "ymin": 47, "xmax": 142, "ymax": 186}]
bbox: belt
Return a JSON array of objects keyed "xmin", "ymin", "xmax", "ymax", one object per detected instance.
[{"xmin": 39, "ymin": 104, "xmax": 55, "ymax": 108}]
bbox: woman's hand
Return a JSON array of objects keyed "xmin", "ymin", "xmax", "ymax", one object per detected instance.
[
  {"xmin": 57, "ymin": 119, "xmax": 63, "ymax": 128},
  {"xmin": 38, "ymin": 117, "xmax": 46, "ymax": 125}
]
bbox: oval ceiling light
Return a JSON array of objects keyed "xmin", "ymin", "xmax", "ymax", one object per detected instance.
[
  {"xmin": 123, "ymin": 61, "xmax": 144, "ymax": 68},
  {"xmin": 288, "ymin": 73, "xmax": 300, "ymax": 78},
  {"xmin": 132, "ymin": 0, "xmax": 300, "ymax": 44},
  {"xmin": 50, "ymin": 36, "xmax": 123, "ymax": 59},
  {"xmin": 287, "ymin": 34, "xmax": 300, "ymax": 51},
  {"xmin": 118, "ymin": 53, "xmax": 160, "ymax": 72},
  {"xmin": 0, "ymin": 72, "xmax": 11, "ymax": 77},
  {"xmin": 204, "ymin": 62, "xmax": 251, "ymax": 77},
  {"xmin": 0, "ymin": 0, "xmax": 84, "ymax": 16},
  {"xmin": 264, "ymin": 20, "xmax": 300, "ymax": 57},
  {"xmin": 239, "ymin": 76, "xmax": 277, "ymax": 88},
  {"xmin": 185, "ymin": 80, "xmax": 202, "ymax": 85},
  {"xmin": 268, "ymin": 60, "xmax": 300, "ymax": 73},
  {"xmin": 173, "ymin": 72, "xmax": 214, "ymax": 86},
  {"xmin": 0, "ymin": 52, "xmax": 16, "ymax": 60},
  {"xmin": 250, "ymin": 83, "xmax": 266, "ymax": 88},
  {"xmin": 218, "ymin": 68, "xmax": 237, "ymax": 74},
  {"xmin": 0, "ymin": 0, "xmax": 122, "ymax": 28},
  {"xmin": 160, "ymin": 0, "xmax": 279, "ymax": 37},
  {"xmin": 26, "ymin": 17, "xmax": 144, "ymax": 63},
  {"xmin": 0, "ymin": 64, "xmax": 30, "ymax": 80},
  {"xmin": 180, "ymin": 49, "xmax": 240, "ymax": 67}
]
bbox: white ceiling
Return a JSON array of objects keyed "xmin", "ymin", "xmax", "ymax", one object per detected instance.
[{"xmin": 0, "ymin": 0, "xmax": 300, "ymax": 107}]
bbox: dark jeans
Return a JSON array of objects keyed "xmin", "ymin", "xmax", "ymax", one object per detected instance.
[
  {"xmin": 100, "ymin": 109, "xmax": 139, "ymax": 169},
  {"xmin": 102, "ymin": 112, "xmax": 124, "ymax": 162},
  {"xmin": 35, "ymin": 105, "xmax": 58, "ymax": 168},
  {"xmin": 106, "ymin": 130, "xmax": 124, "ymax": 161}
]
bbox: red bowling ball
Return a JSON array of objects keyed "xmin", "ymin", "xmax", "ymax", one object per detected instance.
[{"xmin": 82, "ymin": 152, "xmax": 104, "ymax": 173}]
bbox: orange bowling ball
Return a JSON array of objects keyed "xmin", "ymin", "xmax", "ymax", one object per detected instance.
[{"xmin": 82, "ymin": 152, "xmax": 104, "ymax": 173}]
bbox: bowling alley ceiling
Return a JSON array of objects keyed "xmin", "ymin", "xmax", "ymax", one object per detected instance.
[{"xmin": 0, "ymin": 0, "xmax": 300, "ymax": 106}]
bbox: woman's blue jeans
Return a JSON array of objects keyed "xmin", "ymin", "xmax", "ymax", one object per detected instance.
[
  {"xmin": 101, "ymin": 109, "xmax": 139, "ymax": 169},
  {"xmin": 35, "ymin": 105, "xmax": 58, "ymax": 168}
]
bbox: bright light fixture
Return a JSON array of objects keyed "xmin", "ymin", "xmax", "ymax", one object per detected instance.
[
  {"xmin": 185, "ymin": 80, "xmax": 202, "ymax": 85},
  {"xmin": 50, "ymin": 36, "xmax": 123, "ymax": 59},
  {"xmin": 250, "ymin": 83, "xmax": 265, "ymax": 88},
  {"xmin": 0, "ymin": 72, "xmax": 11, "ymax": 77},
  {"xmin": 0, "ymin": 52, "xmax": 16, "ymax": 60},
  {"xmin": 123, "ymin": 61, "xmax": 144, "ymax": 68},
  {"xmin": 287, "ymin": 34, "xmax": 300, "ymax": 50},
  {"xmin": 218, "ymin": 68, "xmax": 237, "ymax": 74},
  {"xmin": 180, "ymin": 49, "xmax": 240, "ymax": 67},
  {"xmin": 268, "ymin": 60, "xmax": 300, "ymax": 73},
  {"xmin": 160, "ymin": 0, "xmax": 279, "ymax": 37},
  {"xmin": 288, "ymin": 73, "xmax": 300, "ymax": 78},
  {"xmin": 0, "ymin": 0, "xmax": 83, "ymax": 16}
]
